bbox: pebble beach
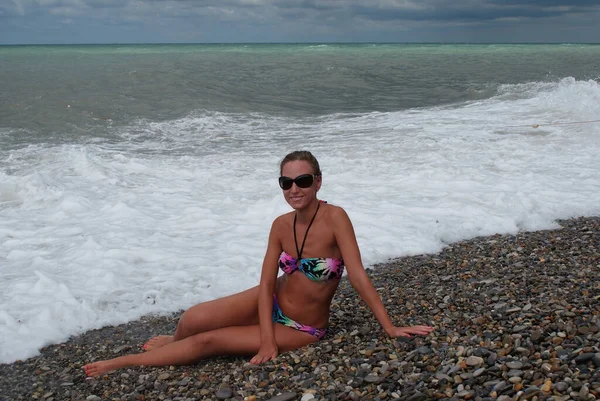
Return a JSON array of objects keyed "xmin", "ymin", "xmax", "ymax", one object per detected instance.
[{"xmin": 1, "ymin": 216, "xmax": 598, "ymax": 401}]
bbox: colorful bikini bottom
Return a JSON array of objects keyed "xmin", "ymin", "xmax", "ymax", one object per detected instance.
[{"xmin": 272, "ymin": 295, "xmax": 327, "ymax": 340}]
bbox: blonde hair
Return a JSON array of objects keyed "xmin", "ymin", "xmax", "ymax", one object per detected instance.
[{"xmin": 279, "ymin": 151, "xmax": 321, "ymax": 176}]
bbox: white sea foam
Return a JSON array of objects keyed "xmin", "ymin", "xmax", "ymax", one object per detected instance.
[{"xmin": 1, "ymin": 77, "xmax": 599, "ymax": 363}]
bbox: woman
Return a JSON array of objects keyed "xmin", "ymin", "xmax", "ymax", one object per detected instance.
[{"xmin": 84, "ymin": 151, "xmax": 433, "ymax": 377}]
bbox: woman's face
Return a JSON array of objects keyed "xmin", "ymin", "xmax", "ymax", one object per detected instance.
[{"xmin": 280, "ymin": 160, "xmax": 321, "ymax": 210}]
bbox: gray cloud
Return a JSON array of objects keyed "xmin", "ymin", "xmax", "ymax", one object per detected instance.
[
  {"xmin": 326, "ymin": 1, "xmax": 599, "ymax": 23},
  {"xmin": 1, "ymin": 0, "xmax": 599, "ymax": 43},
  {"xmin": 1, "ymin": 0, "xmax": 25, "ymax": 17},
  {"xmin": 9, "ymin": 0, "xmax": 600, "ymax": 21}
]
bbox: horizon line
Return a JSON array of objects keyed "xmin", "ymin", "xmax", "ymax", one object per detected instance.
[
  {"xmin": 0, "ymin": 42, "xmax": 600, "ymax": 47},
  {"xmin": 2, "ymin": 41, "xmax": 600, "ymax": 46}
]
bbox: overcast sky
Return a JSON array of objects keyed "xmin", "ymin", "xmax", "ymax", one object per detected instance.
[{"xmin": 1, "ymin": 0, "xmax": 599, "ymax": 45}]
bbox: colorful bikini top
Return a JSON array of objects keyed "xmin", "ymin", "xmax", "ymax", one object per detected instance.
[
  {"xmin": 278, "ymin": 200, "xmax": 345, "ymax": 282},
  {"xmin": 279, "ymin": 251, "xmax": 345, "ymax": 282}
]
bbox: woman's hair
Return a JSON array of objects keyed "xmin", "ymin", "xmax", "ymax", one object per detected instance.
[{"xmin": 280, "ymin": 151, "xmax": 322, "ymax": 176}]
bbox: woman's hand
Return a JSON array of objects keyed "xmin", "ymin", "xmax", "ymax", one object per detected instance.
[
  {"xmin": 250, "ymin": 342, "xmax": 278, "ymax": 365},
  {"xmin": 385, "ymin": 325, "xmax": 434, "ymax": 338}
]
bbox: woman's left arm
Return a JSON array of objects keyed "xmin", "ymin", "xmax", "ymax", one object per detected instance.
[{"xmin": 331, "ymin": 207, "xmax": 433, "ymax": 338}]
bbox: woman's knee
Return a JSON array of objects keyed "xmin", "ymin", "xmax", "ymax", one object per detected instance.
[
  {"xmin": 188, "ymin": 331, "xmax": 213, "ymax": 349},
  {"xmin": 177, "ymin": 307, "xmax": 210, "ymax": 336},
  {"xmin": 187, "ymin": 330, "xmax": 229, "ymax": 358}
]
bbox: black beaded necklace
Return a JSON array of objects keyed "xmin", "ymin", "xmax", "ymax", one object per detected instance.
[{"xmin": 293, "ymin": 201, "xmax": 320, "ymax": 261}]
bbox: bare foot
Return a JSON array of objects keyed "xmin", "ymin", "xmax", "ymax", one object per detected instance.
[
  {"xmin": 142, "ymin": 335, "xmax": 174, "ymax": 351},
  {"xmin": 84, "ymin": 360, "xmax": 121, "ymax": 377}
]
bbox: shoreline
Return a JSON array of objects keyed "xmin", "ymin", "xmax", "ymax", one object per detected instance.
[{"xmin": 1, "ymin": 216, "xmax": 598, "ymax": 401}]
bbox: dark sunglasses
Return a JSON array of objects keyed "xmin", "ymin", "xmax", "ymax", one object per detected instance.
[{"xmin": 278, "ymin": 174, "xmax": 319, "ymax": 190}]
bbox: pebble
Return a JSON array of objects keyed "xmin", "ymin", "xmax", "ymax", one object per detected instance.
[
  {"xmin": 364, "ymin": 374, "xmax": 382, "ymax": 383},
  {"xmin": 541, "ymin": 379, "xmax": 552, "ymax": 393},
  {"xmin": 506, "ymin": 361, "xmax": 523, "ymax": 369},
  {"xmin": 268, "ymin": 393, "xmax": 297, "ymax": 401},
  {"xmin": 157, "ymin": 372, "xmax": 170, "ymax": 381},
  {"xmin": 466, "ymin": 356, "xmax": 484, "ymax": 366},
  {"xmin": 579, "ymin": 385, "xmax": 589, "ymax": 400},
  {"xmin": 574, "ymin": 353, "xmax": 595, "ymax": 364},
  {"xmin": 507, "ymin": 369, "xmax": 524, "ymax": 377},
  {"xmin": 215, "ymin": 387, "xmax": 233, "ymax": 399}
]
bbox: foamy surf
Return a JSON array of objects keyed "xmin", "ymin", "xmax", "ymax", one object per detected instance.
[{"xmin": 1, "ymin": 77, "xmax": 599, "ymax": 363}]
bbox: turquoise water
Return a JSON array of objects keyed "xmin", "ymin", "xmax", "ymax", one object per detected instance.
[{"xmin": 2, "ymin": 43, "xmax": 599, "ymax": 147}]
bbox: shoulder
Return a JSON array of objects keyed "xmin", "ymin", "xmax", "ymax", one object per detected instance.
[
  {"xmin": 268, "ymin": 213, "xmax": 291, "ymax": 244},
  {"xmin": 322, "ymin": 202, "xmax": 347, "ymax": 216},
  {"xmin": 272, "ymin": 211, "xmax": 293, "ymax": 230},
  {"xmin": 324, "ymin": 204, "xmax": 357, "ymax": 241},
  {"xmin": 322, "ymin": 203, "xmax": 351, "ymax": 224}
]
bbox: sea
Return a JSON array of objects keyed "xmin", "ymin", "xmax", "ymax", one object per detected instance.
[{"xmin": 1, "ymin": 43, "xmax": 599, "ymax": 363}]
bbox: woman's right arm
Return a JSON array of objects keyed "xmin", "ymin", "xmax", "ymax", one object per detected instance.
[{"xmin": 249, "ymin": 217, "xmax": 283, "ymax": 364}]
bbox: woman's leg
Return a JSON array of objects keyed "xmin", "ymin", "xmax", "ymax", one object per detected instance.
[
  {"xmin": 85, "ymin": 323, "xmax": 317, "ymax": 377},
  {"xmin": 144, "ymin": 284, "xmax": 261, "ymax": 351}
]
